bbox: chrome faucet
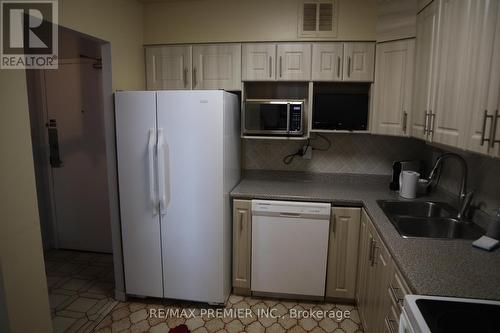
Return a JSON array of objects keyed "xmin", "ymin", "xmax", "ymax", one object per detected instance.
[{"xmin": 426, "ymin": 152, "xmax": 472, "ymax": 219}]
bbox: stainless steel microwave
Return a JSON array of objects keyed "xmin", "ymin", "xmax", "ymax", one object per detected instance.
[{"xmin": 243, "ymin": 99, "xmax": 304, "ymax": 136}]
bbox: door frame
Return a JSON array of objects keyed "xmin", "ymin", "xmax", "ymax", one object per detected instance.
[{"xmin": 26, "ymin": 27, "xmax": 126, "ymax": 301}]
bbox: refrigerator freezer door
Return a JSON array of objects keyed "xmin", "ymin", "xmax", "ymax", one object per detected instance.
[
  {"xmin": 115, "ymin": 91, "xmax": 164, "ymax": 297},
  {"xmin": 157, "ymin": 90, "xmax": 225, "ymax": 303}
]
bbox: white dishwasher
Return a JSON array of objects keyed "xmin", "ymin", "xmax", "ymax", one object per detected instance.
[{"xmin": 251, "ymin": 200, "xmax": 331, "ymax": 297}]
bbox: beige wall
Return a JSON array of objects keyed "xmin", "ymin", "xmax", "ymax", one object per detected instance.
[
  {"xmin": 0, "ymin": 70, "xmax": 53, "ymax": 333},
  {"xmin": 143, "ymin": 0, "xmax": 376, "ymax": 44},
  {"xmin": 59, "ymin": 0, "xmax": 145, "ymax": 90}
]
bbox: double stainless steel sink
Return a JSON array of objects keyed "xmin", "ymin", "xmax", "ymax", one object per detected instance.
[{"xmin": 377, "ymin": 200, "xmax": 484, "ymax": 240}]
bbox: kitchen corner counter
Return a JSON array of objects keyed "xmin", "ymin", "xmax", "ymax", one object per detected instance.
[{"xmin": 230, "ymin": 171, "xmax": 500, "ymax": 300}]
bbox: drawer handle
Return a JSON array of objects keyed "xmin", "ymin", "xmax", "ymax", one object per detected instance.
[
  {"xmin": 390, "ymin": 284, "xmax": 404, "ymax": 305},
  {"xmin": 385, "ymin": 316, "xmax": 398, "ymax": 333}
]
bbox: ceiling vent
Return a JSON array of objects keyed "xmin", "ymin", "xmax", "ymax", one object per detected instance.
[{"xmin": 298, "ymin": 0, "xmax": 338, "ymax": 38}]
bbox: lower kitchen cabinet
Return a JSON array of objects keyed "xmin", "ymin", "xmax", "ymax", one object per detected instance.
[
  {"xmin": 232, "ymin": 199, "xmax": 252, "ymax": 295},
  {"xmin": 356, "ymin": 209, "xmax": 397, "ymax": 333},
  {"xmin": 325, "ymin": 207, "xmax": 361, "ymax": 300}
]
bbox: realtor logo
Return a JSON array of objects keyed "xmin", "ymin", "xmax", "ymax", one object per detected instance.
[{"xmin": 1, "ymin": 0, "xmax": 58, "ymax": 69}]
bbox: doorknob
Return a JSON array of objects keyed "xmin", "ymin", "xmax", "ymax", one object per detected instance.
[{"xmin": 48, "ymin": 119, "xmax": 63, "ymax": 168}]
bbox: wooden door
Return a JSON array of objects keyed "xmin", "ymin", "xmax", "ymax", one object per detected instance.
[
  {"xmin": 311, "ymin": 42, "xmax": 343, "ymax": 81},
  {"xmin": 372, "ymin": 39, "xmax": 415, "ymax": 136},
  {"xmin": 325, "ymin": 207, "xmax": 361, "ymax": 300},
  {"xmin": 242, "ymin": 43, "xmax": 276, "ymax": 81},
  {"xmin": 342, "ymin": 42, "xmax": 375, "ymax": 82},
  {"xmin": 145, "ymin": 45, "xmax": 191, "ymax": 90},
  {"xmin": 232, "ymin": 199, "xmax": 252, "ymax": 293},
  {"xmin": 44, "ymin": 61, "xmax": 112, "ymax": 253},
  {"xmin": 276, "ymin": 43, "xmax": 312, "ymax": 81},
  {"xmin": 192, "ymin": 44, "xmax": 241, "ymax": 90}
]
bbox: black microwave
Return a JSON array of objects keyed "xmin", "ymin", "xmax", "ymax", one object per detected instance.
[
  {"xmin": 243, "ymin": 99, "xmax": 304, "ymax": 136},
  {"xmin": 312, "ymin": 84, "xmax": 369, "ymax": 131}
]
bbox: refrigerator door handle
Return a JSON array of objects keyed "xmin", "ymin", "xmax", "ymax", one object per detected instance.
[
  {"xmin": 148, "ymin": 129, "xmax": 158, "ymax": 216},
  {"xmin": 157, "ymin": 128, "xmax": 168, "ymax": 215}
]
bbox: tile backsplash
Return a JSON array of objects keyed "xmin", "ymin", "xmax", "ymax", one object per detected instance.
[
  {"xmin": 243, "ymin": 134, "xmax": 499, "ymax": 215},
  {"xmin": 243, "ymin": 133, "xmax": 428, "ymax": 175}
]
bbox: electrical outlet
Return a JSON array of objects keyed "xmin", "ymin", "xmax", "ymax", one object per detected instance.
[{"xmin": 302, "ymin": 145, "xmax": 312, "ymax": 159}]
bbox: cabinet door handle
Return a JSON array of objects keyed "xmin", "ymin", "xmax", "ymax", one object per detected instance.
[
  {"xmin": 332, "ymin": 215, "xmax": 336, "ymax": 234},
  {"xmin": 402, "ymin": 111, "xmax": 408, "ymax": 133},
  {"xmin": 183, "ymin": 68, "xmax": 188, "ymax": 87},
  {"xmin": 368, "ymin": 239, "xmax": 376, "ymax": 265},
  {"xmin": 491, "ymin": 109, "xmax": 499, "ymax": 148},
  {"xmin": 428, "ymin": 111, "xmax": 435, "ymax": 134},
  {"xmin": 371, "ymin": 244, "xmax": 379, "ymax": 266},
  {"xmin": 279, "ymin": 56, "xmax": 283, "ymax": 78},
  {"xmin": 269, "ymin": 56, "xmax": 272, "ymax": 78},
  {"xmin": 423, "ymin": 110, "xmax": 429, "ymax": 134},
  {"xmin": 480, "ymin": 110, "xmax": 493, "ymax": 146},
  {"xmin": 347, "ymin": 57, "xmax": 351, "ymax": 77},
  {"xmin": 337, "ymin": 56, "xmax": 341, "ymax": 78},
  {"xmin": 193, "ymin": 67, "xmax": 197, "ymax": 88},
  {"xmin": 239, "ymin": 211, "xmax": 244, "ymax": 233}
]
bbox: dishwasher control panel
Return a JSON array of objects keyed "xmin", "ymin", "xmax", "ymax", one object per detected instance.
[{"xmin": 252, "ymin": 200, "xmax": 331, "ymax": 217}]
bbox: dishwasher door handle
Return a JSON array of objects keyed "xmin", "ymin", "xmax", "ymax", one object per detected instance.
[{"xmin": 278, "ymin": 212, "xmax": 302, "ymax": 218}]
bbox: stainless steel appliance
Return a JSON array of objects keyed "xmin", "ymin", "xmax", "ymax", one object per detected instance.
[{"xmin": 243, "ymin": 99, "xmax": 304, "ymax": 136}]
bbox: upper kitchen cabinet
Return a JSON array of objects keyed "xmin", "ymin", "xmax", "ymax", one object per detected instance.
[
  {"xmin": 311, "ymin": 43, "xmax": 343, "ymax": 81},
  {"xmin": 311, "ymin": 42, "xmax": 374, "ymax": 82},
  {"xmin": 276, "ymin": 43, "xmax": 312, "ymax": 81},
  {"xmin": 242, "ymin": 43, "xmax": 312, "ymax": 81},
  {"xmin": 411, "ymin": 0, "xmax": 440, "ymax": 141},
  {"xmin": 342, "ymin": 42, "xmax": 375, "ymax": 82},
  {"xmin": 466, "ymin": 0, "xmax": 500, "ymax": 157},
  {"xmin": 372, "ymin": 39, "xmax": 415, "ymax": 137},
  {"xmin": 242, "ymin": 43, "xmax": 276, "ymax": 81},
  {"xmin": 192, "ymin": 44, "xmax": 242, "ymax": 90},
  {"xmin": 432, "ymin": 0, "xmax": 476, "ymax": 148},
  {"xmin": 145, "ymin": 45, "xmax": 192, "ymax": 90}
]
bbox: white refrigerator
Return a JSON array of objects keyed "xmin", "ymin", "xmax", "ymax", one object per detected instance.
[{"xmin": 114, "ymin": 90, "xmax": 240, "ymax": 304}]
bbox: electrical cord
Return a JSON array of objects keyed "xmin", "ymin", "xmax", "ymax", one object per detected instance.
[
  {"xmin": 311, "ymin": 133, "xmax": 331, "ymax": 151},
  {"xmin": 281, "ymin": 133, "xmax": 333, "ymax": 165}
]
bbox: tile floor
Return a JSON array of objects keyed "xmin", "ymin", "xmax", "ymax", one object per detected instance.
[
  {"xmin": 93, "ymin": 295, "xmax": 364, "ymax": 333},
  {"xmin": 44, "ymin": 249, "xmax": 118, "ymax": 333},
  {"xmin": 45, "ymin": 250, "xmax": 364, "ymax": 332}
]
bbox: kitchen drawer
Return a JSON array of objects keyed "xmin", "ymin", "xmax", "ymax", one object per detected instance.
[
  {"xmin": 389, "ymin": 266, "xmax": 412, "ymax": 312},
  {"xmin": 384, "ymin": 304, "xmax": 400, "ymax": 333}
]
